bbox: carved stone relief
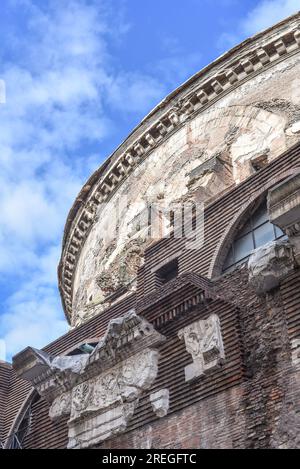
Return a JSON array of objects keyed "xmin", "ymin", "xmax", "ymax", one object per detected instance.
[
  {"xmin": 49, "ymin": 392, "xmax": 71, "ymax": 421},
  {"xmin": 67, "ymin": 348, "xmax": 159, "ymax": 449},
  {"xmin": 150, "ymin": 389, "xmax": 169, "ymax": 418},
  {"xmin": 178, "ymin": 314, "xmax": 225, "ymax": 382},
  {"xmin": 248, "ymin": 240, "xmax": 295, "ymax": 295},
  {"xmin": 13, "ymin": 311, "xmax": 165, "ymax": 449},
  {"xmin": 291, "ymin": 339, "xmax": 300, "ymax": 367}
]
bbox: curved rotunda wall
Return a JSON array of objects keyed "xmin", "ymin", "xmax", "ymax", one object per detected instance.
[{"xmin": 61, "ymin": 15, "xmax": 300, "ymax": 327}]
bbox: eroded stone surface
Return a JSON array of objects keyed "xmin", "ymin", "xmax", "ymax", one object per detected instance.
[
  {"xmin": 67, "ymin": 349, "xmax": 159, "ymax": 449},
  {"xmin": 286, "ymin": 121, "xmax": 300, "ymax": 136},
  {"xmin": 178, "ymin": 314, "xmax": 225, "ymax": 381},
  {"xmin": 150, "ymin": 389, "xmax": 170, "ymax": 418},
  {"xmin": 291, "ymin": 339, "xmax": 300, "ymax": 367},
  {"xmin": 248, "ymin": 241, "xmax": 295, "ymax": 295}
]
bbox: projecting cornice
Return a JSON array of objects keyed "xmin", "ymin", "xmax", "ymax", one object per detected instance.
[{"xmin": 58, "ymin": 13, "xmax": 300, "ymax": 323}]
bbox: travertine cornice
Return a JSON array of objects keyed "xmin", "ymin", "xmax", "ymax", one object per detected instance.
[{"xmin": 58, "ymin": 13, "xmax": 300, "ymax": 324}]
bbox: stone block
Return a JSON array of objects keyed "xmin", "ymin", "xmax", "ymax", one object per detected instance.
[
  {"xmin": 248, "ymin": 240, "xmax": 295, "ymax": 295},
  {"xmin": 150, "ymin": 389, "xmax": 169, "ymax": 417},
  {"xmin": 178, "ymin": 314, "xmax": 225, "ymax": 382}
]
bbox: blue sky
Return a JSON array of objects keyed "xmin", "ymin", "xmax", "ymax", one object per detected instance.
[{"xmin": 0, "ymin": 0, "xmax": 299, "ymax": 361}]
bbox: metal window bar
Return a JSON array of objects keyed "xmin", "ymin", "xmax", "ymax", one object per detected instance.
[
  {"xmin": 6, "ymin": 403, "xmax": 33, "ymax": 449},
  {"xmin": 223, "ymin": 202, "xmax": 286, "ymax": 272}
]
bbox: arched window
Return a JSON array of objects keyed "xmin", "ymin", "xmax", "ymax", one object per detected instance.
[
  {"xmin": 223, "ymin": 200, "xmax": 286, "ymax": 272},
  {"xmin": 5, "ymin": 392, "xmax": 40, "ymax": 449}
]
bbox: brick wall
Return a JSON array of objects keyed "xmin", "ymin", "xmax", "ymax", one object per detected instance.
[{"xmin": 100, "ymin": 386, "xmax": 245, "ymax": 449}]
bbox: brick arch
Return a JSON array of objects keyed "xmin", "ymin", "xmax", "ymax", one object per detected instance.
[
  {"xmin": 209, "ymin": 167, "xmax": 300, "ymax": 279},
  {"xmin": 4, "ymin": 389, "xmax": 39, "ymax": 449}
]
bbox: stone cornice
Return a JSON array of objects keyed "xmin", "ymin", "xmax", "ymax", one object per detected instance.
[
  {"xmin": 12, "ymin": 311, "xmax": 166, "ymax": 448},
  {"xmin": 12, "ymin": 311, "xmax": 165, "ymax": 403},
  {"xmin": 58, "ymin": 13, "xmax": 300, "ymax": 323},
  {"xmin": 268, "ymin": 172, "xmax": 300, "ymax": 226}
]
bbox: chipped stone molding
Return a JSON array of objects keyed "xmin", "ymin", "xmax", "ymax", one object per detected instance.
[
  {"xmin": 87, "ymin": 309, "xmax": 166, "ymax": 375},
  {"xmin": 13, "ymin": 311, "xmax": 165, "ymax": 390},
  {"xmin": 190, "ymin": 154, "xmax": 227, "ymax": 175},
  {"xmin": 12, "ymin": 311, "xmax": 166, "ymax": 448},
  {"xmin": 12, "ymin": 347, "xmax": 89, "ymax": 403},
  {"xmin": 268, "ymin": 172, "xmax": 300, "ymax": 264},
  {"xmin": 248, "ymin": 240, "xmax": 296, "ymax": 295},
  {"xmin": 150, "ymin": 389, "xmax": 169, "ymax": 417},
  {"xmin": 59, "ymin": 16, "xmax": 300, "ymax": 324},
  {"xmin": 67, "ymin": 348, "xmax": 159, "ymax": 449},
  {"xmin": 178, "ymin": 313, "xmax": 225, "ymax": 382}
]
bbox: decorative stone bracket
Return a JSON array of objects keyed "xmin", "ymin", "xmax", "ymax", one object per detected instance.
[
  {"xmin": 13, "ymin": 310, "xmax": 165, "ymax": 449},
  {"xmin": 268, "ymin": 172, "xmax": 300, "ymax": 265},
  {"xmin": 178, "ymin": 314, "xmax": 225, "ymax": 382},
  {"xmin": 248, "ymin": 240, "xmax": 295, "ymax": 295}
]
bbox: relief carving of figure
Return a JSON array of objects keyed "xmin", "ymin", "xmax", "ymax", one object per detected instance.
[
  {"xmin": 93, "ymin": 370, "xmax": 120, "ymax": 408},
  {"xmin": 181, "ymin": 328, "xmax": 202, "ymax": 360},
  {"xmin": 178, "ymin": 314, "xmax": 225, "ymax": 381},
  {"xmin": 71, "ymin": 381, "xmax": 91, "ymax": 419},
  {"xmin": 201, "ymin": 315, "xmax": 225, "ymax": 364},
  {"xmin": 49, "ymin": 392, "xmax": 72, "ymax": 421}
]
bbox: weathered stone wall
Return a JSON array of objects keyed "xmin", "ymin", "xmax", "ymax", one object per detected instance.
[{"xmin": 72, "ymin": 52, "xmax": 300, "ymax": 326}]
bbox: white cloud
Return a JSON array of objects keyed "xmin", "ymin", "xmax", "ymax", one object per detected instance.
[
  {"xmin": 0, "ymin": 0, "xmax": 153, "ymax": 359},
  {"xmin": 0, "ymin": 340, "xmax": 6, "ymax": 362},
  {"xmin": 217, "ymin": 0, "xmax": 299, "ymax": 51},
  {"xmin": 0, "ymin": 237, "xmax": 68, "ymax": 360},
  {"xmin": 242, "ymin": 0, "xmax": 299, "ymax": 36},
  {"xmin": 0, "ymin": 273, "xmax": 67, "ymax": 359},
  {"xmin": 106, "ymin": 73, "xmax": 167, "ymax": 114},
  {"xmin": 0, "ymin": 0, "xmax": 201, "ymax": 360}
]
